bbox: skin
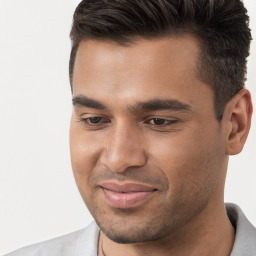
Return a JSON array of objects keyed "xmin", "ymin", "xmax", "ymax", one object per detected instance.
[{"xmin": 70, "ymin": 35, "xmax": 252, "ymax": 256}]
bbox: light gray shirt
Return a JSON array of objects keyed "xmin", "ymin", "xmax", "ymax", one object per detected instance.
[{"xmin": 5, "ymin": 204, "xmax": 256, "ymax": 256}]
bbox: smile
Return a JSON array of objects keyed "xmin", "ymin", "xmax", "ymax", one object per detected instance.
[{"xmin": 99, "ymin": 182, "xmax": 157, "ymax": 209}]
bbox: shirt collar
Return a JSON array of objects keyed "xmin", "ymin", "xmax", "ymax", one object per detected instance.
[{"xmin": 226, "ymin": 203, "xmax": 256, "ymax": 256}]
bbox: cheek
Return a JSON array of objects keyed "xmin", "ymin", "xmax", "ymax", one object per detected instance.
[
  {"xmin": 69, "ymin": 122, "xmax": 101, "ymax": 202},
  {"xmin": 147, "ymin": 126, "xmax": 223, "ymax": 194},
  {"xmin": 70, "ymin": 120, "xmax": 102, "ymax": 176},
  {"xmin": 69, "ymin": 127, "xmax": 103, "ymax": 207}
]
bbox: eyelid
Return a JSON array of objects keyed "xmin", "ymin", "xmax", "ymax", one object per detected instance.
[
  {"xmin": 149, "ymin": 118, "xmax": 176, "ymax": 124},
  {"xmin": 76, "ymin": 114, "xmax": 179, "ymax": 131},
  {"xmin": 145, "ymin": 116, "xmax": 178, "ymax": 123},
  {"xmin": 77, "ymin": 115, "xmax": 111, "ymax": 128},
  {"xmin": 78, "ymin": 112, "xmax": 104, "ymax": 117}
]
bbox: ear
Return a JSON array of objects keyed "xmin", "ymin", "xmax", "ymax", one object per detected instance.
[{"xmin": 223, "ymin": 89, "xmax": 253, "ymax": 155}]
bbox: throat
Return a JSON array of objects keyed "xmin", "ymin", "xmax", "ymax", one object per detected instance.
[{"xmin": 98, "ymin": 232, "xmax": 105, "ymax": 256}]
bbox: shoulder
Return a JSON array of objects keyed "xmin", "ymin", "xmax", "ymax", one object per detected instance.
[
  {"xmin": 5, "ymin": 221, "xmax": 100, "ymax": 256},
  {"xmin": 226, "ymin": 203, "xmax": 256, "ymax": 256}
]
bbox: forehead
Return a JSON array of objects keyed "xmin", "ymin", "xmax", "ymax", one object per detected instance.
[
  {"xmin": 73, "ymin": 36, "xmax": 200, "ymax": 82},
  {"xmin": 72, "ymin": 35, "xmax": 213, "ymax": 110}
]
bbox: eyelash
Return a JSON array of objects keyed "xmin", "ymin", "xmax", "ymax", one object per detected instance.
[
  {"xmin": 78, "ymin": 117, "xmax": 109, "ymax": 126},
  {"xmin": 147, "ymin": 118, "xmax": 177, "ymax": 126},
  {"xmin": 78, "ymin": 117, "xmax": 177, "ymax": 128}
]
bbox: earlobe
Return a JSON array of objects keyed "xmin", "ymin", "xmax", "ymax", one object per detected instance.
[{"xmin": 225, "ymin": 89, "xmax": 253, "ymax": 155}]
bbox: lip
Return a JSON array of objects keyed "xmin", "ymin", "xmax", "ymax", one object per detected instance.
[{"xmin": 99, "ymin": 182, "xmax": 157, "ymax": 209}]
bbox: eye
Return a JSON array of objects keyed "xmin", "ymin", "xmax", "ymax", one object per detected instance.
[
  {"xmin": 149, "ymin": 118, "xmax": 166, "ymax": 125},
  {"xmin": 148, "ymin": 118, "xmax": 176, "ymax": 126},
  {"xmin": 78, "ymin": 116, "xmax": 109, "ymax": 127},
  {"xmin": 87, "ymin": 117, "xmax": 103, "ymax": 124}
]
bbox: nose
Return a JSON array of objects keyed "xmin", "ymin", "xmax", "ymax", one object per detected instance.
[{"xmin": 100, "ymin": 122, "xmax": 147, "ymax": 173}]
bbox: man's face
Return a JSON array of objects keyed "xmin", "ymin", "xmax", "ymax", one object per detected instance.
[{"xmin": 70, "ymin": 36, "xmax": 227, "ymax": 243}]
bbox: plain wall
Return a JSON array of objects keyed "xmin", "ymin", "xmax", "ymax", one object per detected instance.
[{"xmin": 0, "ymin": 0, "xmax": 255, "ymax": 254}]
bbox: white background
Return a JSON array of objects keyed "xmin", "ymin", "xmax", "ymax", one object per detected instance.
[{"xmin": 0, "ymin": 0, "xmax": 255, "ymax": 254}]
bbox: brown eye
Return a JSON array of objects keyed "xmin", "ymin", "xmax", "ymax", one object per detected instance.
[
  {"xmin": 88, "ymin": 117, "xmax": 103, "ymax": 124},
  {"xmin": 150, "ymin": 118, "xmax": 166, "ymax": 125}
]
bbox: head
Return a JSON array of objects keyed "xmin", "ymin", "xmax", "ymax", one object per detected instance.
[{"xmin": 69, "ymin": 0, "xmax": 252, "ymax": 244}]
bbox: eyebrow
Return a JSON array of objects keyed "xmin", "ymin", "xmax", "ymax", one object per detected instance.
[
  {"xmin": 130, "ymin": 99, "xmax": 192, "ymax": 112},
  {"xmin": 72, "ymin": 95, "xmax": 107, "ymax": 110},
  {"xmin": 72, "ymin": 95, "xmax": 192, "ymax": 112}
]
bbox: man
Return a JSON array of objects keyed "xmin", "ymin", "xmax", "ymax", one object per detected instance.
[{"xmin": 6, "ymin": 0, "xmax": 256, "ymax": 255}]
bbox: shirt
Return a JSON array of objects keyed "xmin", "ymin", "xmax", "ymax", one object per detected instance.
[{"xmin": 5, "ymin": 203, "xmax": 256, "ymax": 256}]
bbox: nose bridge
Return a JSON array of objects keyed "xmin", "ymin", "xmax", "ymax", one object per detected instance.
[{"xmin": 101, "ymin": 120, "xmax": 147, "ymax": 172}]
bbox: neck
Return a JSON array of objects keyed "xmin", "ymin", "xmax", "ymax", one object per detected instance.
[{"xmin": 99, "ymin": 201, "xmax": 235, "ymax": 256}]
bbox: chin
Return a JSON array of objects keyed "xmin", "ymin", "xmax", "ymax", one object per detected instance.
[
  {"xmin": 101, "ymin": 227, "xmax": 165, "ymax": 244},
  {"xmin": 96, "ymin": 213, "xmax": 173, "ymax": 244}
]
